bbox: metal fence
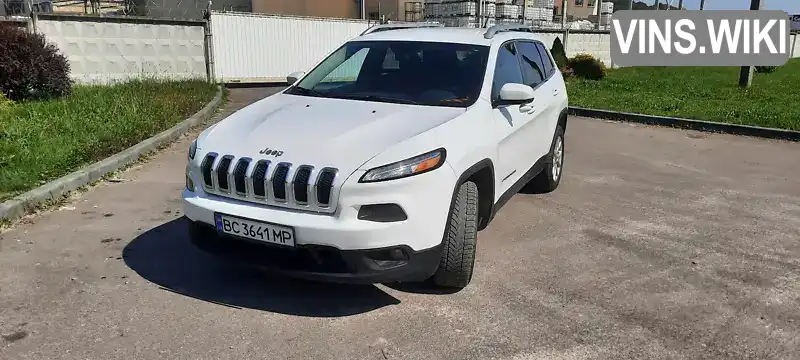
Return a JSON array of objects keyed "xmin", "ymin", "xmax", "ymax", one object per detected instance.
[
  {"xmin": 3, "ymin": 3, "xmax": 799, "ymax": 86},
  {"xmin": 1, "ymin": 0, "xmax": 248, "ymax": 19},
  {"xmin": 409, "ymin": 0, "xmax": 610, "ymax": 31},
  {"xmin": 208, "ymin": 11, "xmax": 372, "ymax": 84}
]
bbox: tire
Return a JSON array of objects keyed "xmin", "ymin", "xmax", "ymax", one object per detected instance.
[
  {"xmin": 527, "ymin": 124, "xmax": 565, "ymax": 194},
  {"xmin": 431, "ymin": 180, "xmax": 479, "ymax": 289}
]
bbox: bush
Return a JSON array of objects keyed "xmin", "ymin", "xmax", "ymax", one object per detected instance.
[
  {"xmin": 550, "ymin": 37, "xmax": 568, "ymax": 70},
  {"xmin": 0, "ymin": 92, "xmax": 13, "ymax": 109},
  {"xmin": 755, "ymin": 66, "xmax": 778, "ymax": 74},
  {"xmin": 0, "ymin": 24, "xmax": 72, "ymax": 101},
  {"xmin": 567, "ymin": 53, "xmax": 606, "ymax": 80}
]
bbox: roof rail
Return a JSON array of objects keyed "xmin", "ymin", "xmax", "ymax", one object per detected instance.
[
  {"xmin": 360, "ymin": 22, "xmax": 444, "ymax": 36},
  {"xmin": 483, "ymin": 24, "xmax": 533, "ymax": 39}
]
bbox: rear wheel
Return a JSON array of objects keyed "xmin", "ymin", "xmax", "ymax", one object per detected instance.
[
  {"xmin": 527, "ymin": 124, "xmax": 565, "ymax": 193},
  {"xmin": 431, "ymin": 181, "xmax": 479, "ymax": 289}
]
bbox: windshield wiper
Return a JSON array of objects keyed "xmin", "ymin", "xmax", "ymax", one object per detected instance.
[
  {"xmin": 436, "ymin": 97, "xmax": 470, "ymax": 105},
  {"xmin": 291, "ymin": 86, "xmax": 324, "ymax": 97},
  {"xmin": 336, "ymin": 94, "xmax": 419, "ymax": 105}
]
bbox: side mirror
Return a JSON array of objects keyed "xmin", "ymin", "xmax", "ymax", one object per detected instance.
[
  {"xmin": 497, "ymin": 83, "xmax": 534, "ymax": 106},
  {"xmin": 287, "ymin": 71, "xmax": 305, "ymax": 85}
]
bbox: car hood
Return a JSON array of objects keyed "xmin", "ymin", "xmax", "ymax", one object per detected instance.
[{"xmin": 197, "ymin": 93, "xmax": 465, "ymax": 177}]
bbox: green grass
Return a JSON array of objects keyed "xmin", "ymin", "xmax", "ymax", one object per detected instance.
[
  {"xmin": 0, "ymin": 79, "xmax": 218, "ymax": 201},
  {"xmin": 565, "ymin": 59, "xmax": 800, "ymax": 131}
]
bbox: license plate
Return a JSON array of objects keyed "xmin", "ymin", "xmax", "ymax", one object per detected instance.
[{"xmin": 214, "ymin": 213, "xmax": 295, "ymax": 247}]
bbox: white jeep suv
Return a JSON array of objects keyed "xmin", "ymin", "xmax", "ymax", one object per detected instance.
[{"xmin": 183, "ymin": 24, "xmax": 569, "ymax": 290}]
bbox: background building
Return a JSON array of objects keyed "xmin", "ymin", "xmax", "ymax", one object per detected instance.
[
  {"xmin": 365, "ymin": 0, "xmax": 421, "ymax": 21},
  {"xmin": 2, "ymin": 0, "xmax": 53, "ymax": 16},
  {"xmin": 555, "ymin": 0, "xmax": 597, "ymax": 21},
  {"xmin": 252, "ymin": 0, "xmax": 361, "ymax": 19}
]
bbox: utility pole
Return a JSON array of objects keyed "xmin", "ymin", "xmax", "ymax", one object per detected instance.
[
  {"xmin": 678, "ymin": 0, "xmax": 683, "ymax": 10},
  {"xmin": 653, "ymin": 0, "xmax": 659, "ymax": 10},
  {"xmin": 361, "ymin": 0, "xmax": 366, "ymax": 19},
  {"xmin": 522, "ymin": 0, "xmax": 528, "ymax": 25},
  {"xmin": 739, "ymin": 0, "xmax": 761, "ymax": 88},
  {"xmin": 561, "ymin": 0, "xmax": 567, "ymax": 27},
  {"xmin": 477, "ymin": 0, "xmax": 483, "ymax": 28},
  {"xmin": 699, "ymin": 0, "xmax": 706, "ymax": 10},
  {"xmin": 628, "ymin": 0, "xmax": 633, "ymax": 10}
]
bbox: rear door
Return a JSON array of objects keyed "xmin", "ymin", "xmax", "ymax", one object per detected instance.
[
  {"xmin": 516, "ymin": 40, "xmax": 558, "ymax": 159},
  {"xmin": 535, "ymin": 40, "xmax": 568, "ymax": 130}
]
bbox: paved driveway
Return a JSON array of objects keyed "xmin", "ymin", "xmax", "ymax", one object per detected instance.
[{"xmin": 1, "ymin": 88, "xmax": 799, "ymax": 360}]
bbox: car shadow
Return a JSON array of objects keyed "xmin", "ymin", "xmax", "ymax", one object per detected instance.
[
  {"xmin": 123, "ymin": 217, "xmax": 400, "ymax": 317},
  {"xmin": 383, "ymin": 281, "xmax": 462, "ymax": 295},
  {"xmin": 517, "ymin": 181, "xmax": 550, "ymax": 195}
]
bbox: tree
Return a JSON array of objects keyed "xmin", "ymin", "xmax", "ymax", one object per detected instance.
[{"xmin": 550, "ymin": 37, "xmax": 568, "ymax": 71}]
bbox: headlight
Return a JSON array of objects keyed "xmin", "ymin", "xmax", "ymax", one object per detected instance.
[
  {"xmin": 186, "ymin": 172, "xmax": 195, "ymax": 192},
  {"xmin": 359, "ymin": 148, "xmax": 446, "ymax": 183},
  {"xmin": 188, "ymin": 140, "xmax": 197, "ymax": 160}
]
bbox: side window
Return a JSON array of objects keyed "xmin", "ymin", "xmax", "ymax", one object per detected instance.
[
  {"xmin": 534, "ymin": 42, "xmax": 555, "ymax": 77},
  {"xmin": 517, "ymin": 41, "xmax": 546, "ymax": 88},
  {"xmin": 491, "ymin": 42, "xmax": 524, "ymax": 100}
]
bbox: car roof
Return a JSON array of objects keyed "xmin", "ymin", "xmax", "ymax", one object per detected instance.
[{"xmin": 354, "ymin": 26, "xmax": 543, "ymax": 47}]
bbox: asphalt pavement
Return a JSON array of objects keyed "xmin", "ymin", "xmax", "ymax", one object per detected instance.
[{"xmin": 1, "ymin": 87, "xmax": 799, "ymax": 360}]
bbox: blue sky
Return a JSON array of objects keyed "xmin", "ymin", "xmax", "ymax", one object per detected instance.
[{"xmin": 662, "ymin": 0, "xmax": 800, "ymax": 13}]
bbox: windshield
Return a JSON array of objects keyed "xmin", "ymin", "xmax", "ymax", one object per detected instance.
[{"xmin": 284, "ymin": 40, "xmax": 490, "ymax": 108}]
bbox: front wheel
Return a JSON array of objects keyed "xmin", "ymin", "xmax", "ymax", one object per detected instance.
[{"xmin": 430, "ymin": 181, "xmax": 479, "ymax": 290}]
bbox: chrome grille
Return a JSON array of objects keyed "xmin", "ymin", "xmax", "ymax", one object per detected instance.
[
  {"xmin": 200, "ymin": 153, "xmax": 217, "ymax": 188},
  {"xmin": 216, "ymin": 156, "xmax": 233, "ymax": 192},
  {"xmin": 293, "ymin": 166, "xmax": 312, "ymax": 204},
  {"xmin": 251, "ymin": 160, "xmax": 269, "ymax": 198},
  {"xmin": 316, "ymin": 170, "xmax": 335, "ymax": 206},
  {"xmin": 233, "ymin": 158, "xmax": 251, "ymax": 195},
  {"xmin": 198, "ymin": 153, "xmax": 339, "ymax": 213},
  {"xmin": 272, "ymin": 163, "xmax": 290, "ymax": 201}
]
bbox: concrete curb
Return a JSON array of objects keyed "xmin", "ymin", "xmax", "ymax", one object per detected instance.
[
  {"xmin": 0, "ymin": 85, "xmax": 225, "ymax": 222},
  {"xmin": 569, "ymin": 107, "xmax": 800, "ymax": 142}
]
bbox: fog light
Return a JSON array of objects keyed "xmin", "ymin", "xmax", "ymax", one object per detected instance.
[
  {"xmin": 365, "ymin": 247, "xmax": 410, "ymax": 265},
  {"xmin": 186, "ymin": 173, "xmax": 195, "ymax": 192},
  {"xmin": 390, "ymin": 248, "xmax": 407, "ymax": 260}
]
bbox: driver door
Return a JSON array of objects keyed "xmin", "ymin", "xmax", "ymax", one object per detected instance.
[{"xmin": 490, "ymin": 41, "xmax": 540, "ymax": 196}]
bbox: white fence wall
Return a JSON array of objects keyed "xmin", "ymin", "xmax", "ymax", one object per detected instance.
[
  {"xmin": 565, "ymin": 32, "xmax": 612, "ymax": 67},
  {"xmin": 26, "ymin": 14, "xmax": 798, "ymax": 86},
  {"xmin": 37, "ymin": 17, "xmax": 207, "ymax": 85},
  {"xmin": 528, "ymin": 31, "xmax": 613, "ymax": 67},
  {"xmin": 792, "ymin": 34, "xmax": 800, "ymax": 58},
  {"xmin": 207, "ymin": 13, "xmax": 619, "ymax": 81},
  {"xmin": 210, "ymin": 11, "xmax": 372, "ymax": 83}
]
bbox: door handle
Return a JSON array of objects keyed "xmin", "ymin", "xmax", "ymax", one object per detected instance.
[
  {"xmin": 519, "ymin": 103, "xmax": 536, "ymax": 114},
  {"xmin": 553, "ymin": 89, "xmax": 559, "ymax": 96}
]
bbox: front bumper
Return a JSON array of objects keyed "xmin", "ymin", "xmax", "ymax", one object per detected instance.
[
  {"xmin": 187, "ymin": 219, "xmax": 442, "ymax": 284},
  {"xmin": 183, "ymin": 161, "xmax": 457, "ymax": 252}
]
